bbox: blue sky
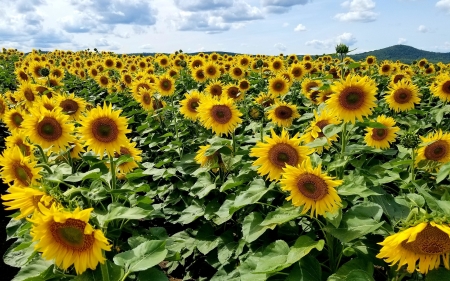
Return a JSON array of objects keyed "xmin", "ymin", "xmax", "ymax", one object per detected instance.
[{"xmin": 0, "ymin": 0, "xmax": 449, "ymax": 55}]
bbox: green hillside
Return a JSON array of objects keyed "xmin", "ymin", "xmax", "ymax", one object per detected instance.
[{"xmin": 349, "ymin": 45, "xmax": 450, "ymax": 64}]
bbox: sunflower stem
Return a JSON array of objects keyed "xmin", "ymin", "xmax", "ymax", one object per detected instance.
[
  {"xmin": 109, "ymin": 154, "xmax": 117, "ymax": 190},
  {"xmin": 99, "ymin": 258, "xmax": 110, "ymax": 281},
  {"xmin": 339, "ymin": 122, "xmax": 348, "ymax": 179},
  {"xmin": 410, "ymin": 148, "xmax": 416, "ymax": 183},
  {"xmin": 232, "ymin": 130, "xmax": 237, "ymax": 155},
  {"xmin": 37, "ymin": 145, "xmax": 48, "ymax": 164},
  {"xmin": 36, "ymin": 163, "xmax": 53, "ymax": 174}
]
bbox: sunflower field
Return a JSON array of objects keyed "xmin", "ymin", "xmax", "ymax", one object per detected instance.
[{"xmin": 1, "ymin": 46, "xmax": 450, "ymax": 281}]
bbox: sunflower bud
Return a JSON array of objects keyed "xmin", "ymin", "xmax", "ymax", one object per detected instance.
[
  {"xmin": 247, "ymin": 104, "xmax": 264, "ymax": 121},
  {"xmin": 40, "ymin": 67, "xmax": 50, "ymax": 77},
  {"xmin": 179, "ymin": 60, "xmax": 187, "ymax": 68},
  {"xmin": 401, "ymin": 133, "xmax": 420, "ymax": 149},
  {"xmin": 335, "ymin": 43, "xmax": 349, "ymax": 55},
  {"xmin": 256, "ymin": 59, "xmax": 264, "ymax": 68}
]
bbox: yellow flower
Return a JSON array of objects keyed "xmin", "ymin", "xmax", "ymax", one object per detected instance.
[
  {"xmin": 203, "ymin": 61, "xmax": 221, "ymax": 80},
  {"xmin": 267, "ymin": 101, "xmax": 300, "ymax": 128},
  {"xmin": 0, "ymin": 94, "xmax": 7, "ymax": 120},
  {"xmin": 364, "ymin": 115, "xmax": 400, "ymax": 150},
  {"xmin": 5, "ymin": 131, "xmax": 35, "ymax": 158},
  {"xmin": 300, "ymin": 109, "xmax": 341, "ymax": 154},
  {"xmin": 179, "ymin": 90, "xmax": 202, "ymax": 121},
  {"xmin": 3, "ymin": 107, "xmax": 26, "ymax": 133},
  {"xmin": 325, "ymin": 75, "xmax": 377, "ymax": 124},
  {"xmin": 280, "ymin": 157, "xmax": 343, "ymax": 217},
  {"xmin": 113, "ymin": 141, "xmax": 142, "ymax": 174},
  {"xmin": 250, "ymin": 129, "xmax": 312, "ymax": 181},
  {"xmin": 56, "ymin": 94, "xmax": 87, "ymax": 121},
  {"xmin": 223, "ymin": 84, "xmax": 244, "ymax": 101},
  {"xmin": 377, "ymin": 222, "xmax": 450, "ymax": 274},
  {"xmin": 195, "ymin": 144, "xmax": 219, "ymax": 168},
  {"xmin": 156, "ymin": 74, "xmax": 175, "ymax": 96},
  {"xmin": 385, "ymin": 79, "xmax": 420, "ymax": 112},
  {"xmin": 77, "ymin": 103, "xmax": 131, "ymax": 157},
  {"xmin": 268, "ymin": 74, "xmax": 290, "ymax": 97},
  {"xmin": 205, "ymin": 80, "xmax": 224, "ymax": 98},
  {"xmin": 431, "ymin": 73, "xmax": 450, "ymax": 102},
  {"xmin": 229, "ymin": 65, "xmax": 246, "ymax": 80},
  {"xmin": 2, "ymin": 186, "xmax": 53, "ymax": 219},
  {"xmin": 17, "ymin": 81, "xmax": 38, "ymax": 108},
  {"xmin": 415, "ymin": 130, "xmax": 450, "ymax": 167},
  {"xmin": 29, "ymin": 204, "xmax": 111, "ymax": 275},
  {"xmin": 0, "ymin": 147, "xmax": 42, "ymax": 188},
  {"xmin": 197, "ymin": 95, "xmax": 243, "ymax": 136}
]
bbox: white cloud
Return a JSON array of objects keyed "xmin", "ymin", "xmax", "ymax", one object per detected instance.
[
  {"xmin": 418, "ymin": 25, "xmax": 427, "ymax": 33},
  {"xmin": 283, "ymin": 22, "xmax": 289, "ymax": 27},
  {"xmin": 436, "ymin": 0, "xmax": 450, "ymax": 13},
  {"xmin": 94, "ymin": 37, "xmax": 120, "ymax": 50},
  {"xmin": 305, "ymin": 32, "xmax": 357, "ymax": 50},
  {"xmin": 174, "ymin": 0, "xmax": 233, "ymax": 11},
  {"xmin": 274, "ymin": 43, "xmax": 287, "ymax": 51},
  {"xmin": 294, "ymin": 23, "xmax": 306, "ymax": 31},
  {"xmin": 335, "ymin": 0, "xmax": 378, "ymax": 22},
  {"xmin": 262, "ymin": 0, "xmax": 311, "ymax": 14},
  {"xmin": 398, "ymin": 38, "xmax": 407, "ymax": 44}
]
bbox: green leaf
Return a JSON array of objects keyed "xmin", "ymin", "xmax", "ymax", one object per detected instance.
[
  {"xmin": 305, "ymin": 137, "xmax": 328, "ymax": 148},
  {"xmin": 338, "ymin": 175, "xmax": 380, "ymax": 197},
  {"xmin": 196, "ymin": 224, "xmax": 220, "ymax": 255},
  {"xmin": 4, "ymin": 240, "xmax": 36, "ymax": 268},
  {"xmin": 437, "ymin": 162, "xmax": 450, "ymax": 183},
  {"xmin": 190, "ymin": 174, "xmax": 216, "ymax": 198},
  {"xmin": 242, "ymin": 212, "xmax": 268, "ymax": 243},
  {"xmin": 323, "ymin": 124, "xmax": 342, "ymax": 138},
  {"xmin": 325, "ymin": 202, "xmax": 384, "ymax": 243},
  {"xmin": 426, "ymin": 267, "xmax": 450, "ymax": 281},
  {"xmin": 96, "ymin": 203, "xmax": 153, "ymax": 227},
  {"xmin": 11, "ymin": 257, "xmax": 53, "ymax": 281},
  {"xmin": 260, "ymin": 203, "xmax": 303, "ymax": 229},
  {"xmin": 74, "ymin": 260, "xmax": 124, "ymax": 281},
  {"xmin": 286, "ymin": 236, "xmax": 324, "ymax": 265},
  {"xmin": 175, "ymin": 199, "xmax": 205, "ymax": 224},
  {"xmin": 64, "ymin": 169, "xmax": 102, "ymax": 182},
  {"xmin": 328, "ymin": 269, "xmax": 374, "ymax": 281},
  {"xmin": 137, "ymin": 267, "xmax": 169, "ymax": 281},
  {"xmin": 371, "ymin": 194, "xmax": 409, "ymax": 222},
  {"xmin": 406, "ymin": 193, "xmax": 425, "ymax": 208},
  {"xmin": 113, "ymin": 240, "xmax": 168, "ymax": 273},
  {"xmin": 231, "ymin": 179, "xmax": 270, "ymax": 211},
  {"xmin": 286, "ymin": 256, "xmax": 322, "ymax": 281}
]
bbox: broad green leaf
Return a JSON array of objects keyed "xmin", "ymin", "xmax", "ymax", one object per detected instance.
[
  {"xmin": 260, "ymin": 203, "xmax": 303, "ymax": 228},
  {"xmin": 328, "ymin": 269, "xmax": 374, "ymax": 281},
  {"xmin": 74, "ymin": 260, "xmax": 124, "ymax": 281},
  {"xmin": 286, "ymin": 236, "xmax": 324, "ymax": 265},
  {"xmin": 242, "ymin": 212, "xmax": 268, "ymax": 243},
  {"xmin": 323, "ymin": 124, "xmax": 342, "ymax": 138},
  {"xmin": 4, "ymin": 240, "xmax": 36, "ymax": 268},
  {"xmin": 338, "ymin": 175, "xmax": 380, "ymax": 197},
  {"xmin": 371, "ymin": 194, "xmax": 409, "ymax": 222},
  {"xmin": 286, "ymin": 256, "xmax": 322, "ymax": 281},
  {"xmin": 196, "ymin": 224, "xmax": 220, "ymax": 255},
  {"xmin": 305, "ymin": 137, "xmax": 328, "ymax": 148},
  {"xmin": 113, "ymin": 240, "xmax": 168, "ymax": 273},
  {"xmin": 231, "ymin": 178, "xmax": 270, "ymax": 211},
  {"xmin": 190, "ymin": 174, "xmax": 216, "ymax": 198},
  {"xmin": 137, "ymin": 267, "xmax": 169, "ymax": 281},
  {"xmin": 426, "ymin": 267, "xmax": 450, "ymax": 281},
  {"xmin": 96, "ymin": 203, "xmax": 153, "ymax": 227},
  {"xmin": 11, "ymin": 257, "xmax": 53, "ymax": 281},
  {"xmin": 64, "ymin": 169, "xmax": 101, "ymax": 182},
  {"xmin": 406, "ymin": 193, "xmax": 425, "ymax": 208},
  {"xmin": 220, "ymin": 175, "xmax": 245, "ymax": 192},
  {"xmin": 175, "ymin": 199, "xmax": 205, "ymax": 224},
  {"xmin": 437, "ymin": 162, "xmax": 450, "ymax": 183}
]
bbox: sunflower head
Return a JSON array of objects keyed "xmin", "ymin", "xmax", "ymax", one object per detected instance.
[
  {"xmin": 197, "ymin": 96, "xmax": 243, "ymax": 136},
  {"xmin": 179, "ymin": 90, "xmax": 203, "ymax": 121},
  {"xmin": 385, "ymin": 79, "xmax": 420, "ymax": 112},
  {"xmin": 268, "ymin": 74, "xmax": 290, "ymax": 97},
  {"xmin": 267, "ymin": 101, "xmax": 300, "ymax": 128},
  {"xmin": 415, "ymin": 130, "xmax": 450, "ymax": 169},
  {"xmin": 364, "ymin": 115, "xmax": 400, "ymax": 150}
]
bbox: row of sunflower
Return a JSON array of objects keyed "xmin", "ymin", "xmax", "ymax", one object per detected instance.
[{"xmin": 1, "ymin": 47, "xmax": 450, "ymax": 280}]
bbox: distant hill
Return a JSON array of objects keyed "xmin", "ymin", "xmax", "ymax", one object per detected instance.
[{"xmin": 349, "ymin": 45, "xmax": 450, "ymax": 64}]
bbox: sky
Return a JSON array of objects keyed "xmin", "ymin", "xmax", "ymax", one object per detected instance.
[{"xmin": 0, "ymin": 0, "xmax": 449, "ymax": 55}]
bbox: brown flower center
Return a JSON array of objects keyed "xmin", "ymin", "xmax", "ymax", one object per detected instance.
[
  {"xmin": 367, "ymin": 57, "xmax": 374, "ymax": 64},
  {"xmin": 424, "ymin": 140, "xmax": 448, "ymax": 161},
  {"xmin": 210, "ymin": 85, "xmax": 222, "ymax": 96},
  {"xmin": 233, "ymin": 68, "xmax": 243, "ymax": 77},
  {"xmin": 371, "ymin": 128, "xmax": 388, "ymax": 141},
  {"xmin": 239, "ymin": 81, "xmax": 249, "ymax": 91},
  {"xmin": 124, "ymin": 75, "xmax": 132, "ymax": 85},
  {"xmin": 273, "ymin": 61, "xmax": 282, "ymax": 70},
  {"xmin": 401, "ymin": 224, "xmax": 450, "ymax": 255},
  {"xmin": 186, "ymin": 98, "xmax": 199, "ymax": 112},
  {"xmin": 275, "ymin": 105, "xmax": 293, "ymax": 120},
  {"xmin": 393, "ymin": 89, "xmax": 412, "ymax": 104},
  {"xmin": 296, "ymin": 173, "xmax": 328, "ymax": 200},
  {"xmin": 315, "ymin": 120, "xmax": 329, "ymax": 138},
  {"xmin": 382, "ymin": 65, "xmax": 390, "ymax": 73},
  {"xmin": 99, "ymin": 76, "xmax": 109, "ymax": 86},
  {"xmin": 441, "ymin": 81, "xmax": 450, "ymax": 95},
  {"xmin": 105, "ymin": 59, "xmax": 114, "ymax": 68},
  {"xmin": 37, "ymin": 117, "xmax": 63, "ymax": 141},
  {"xmin": 142, "ymin": 93, "xmax": 152, "ymax": 105},
  {"xmin": 51, "ymin": 219, "xmax": 95, "ymax": 251},
  {"xmin": 60, "ymin": 100, "xmax": 79, "ymax": 115},
  {"xmin": 211, "ymin": 105, "xmax": 232, "ymax": 124},
  {"xmin": 393, "ymin": 74, "xmax": 405, "ymax": 84},
  {"xmin": 13, "ymin": 163, "xmax": 32, "ymax": 186},
  {"xmin": 160, "ymin": 79, "xmax": 172, "ymax": 91},
  {"xmin": 268, "ymin": 143, "xmax": 299, "ymax": 168},
  {"xmin": 195, "ymin": 70, "xmax": 205, "ymax": 80},
  {"xmin": 11, "ymin": 112, "xmax": 24, "ymax": 127},
  {"xmin": 338, "ymin": 87, "xmax": 365, "ymax": 110},
  {"xmin": 206, "ymin": 66, "xmax": 217, "ymax": 75},
  {"xmin": 160, "ymin": 58, "xmax": 168, "ymax": 66},
  {"xmin": 306, "ymin": 82, "xmax": 318, "ymax": 93},
  {"xmin": 292, "ymin": 67, "xmax": 302, "ymax": 77},
  {"xmin": 91, "ymin": 117, "xmax": 119, "ymax": 143},
  {"xmin": 273, "ymin": 80, "xmax": 286, "ymax": 92},
  {"xmin": 19, "ymin": 71, "xmax": 29, "ymax": 81},
  {"xmin": 227, "ymin": 87, "xmax": 240, "ymax": 99}
]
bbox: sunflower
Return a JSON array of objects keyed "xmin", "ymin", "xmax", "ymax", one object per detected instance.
[
  {"xmin": 77, "ymin": 103, "xmax": 131, "ymax": 157},
  {"xmin": 56, "ymin": 94, "xmax": 87, "ymax": 121},
  {"xmin": 205, "ymin": 80, "xmax": 224, "ymax": 98},
  {"xmin": 5, "ymin": 131, "xmax": 35, "ymax": 158},
  {"xmin": 236, "ymin": 55, "xmax": 252, "ymax": 68},
  {"xmin": 365, "ymin": 56, "xmax": 376, "ymax": 66},
  {"xmin": 192, "ymin": 67, "xmax": 207, "ymax": 83},
  {"xmin": 301, "ymin": 78, "xmax": 323, "ymax": 104},
  {"xmin": 29, "ymin": 204, "xmax": 111, "ymax": 275},
  {"xmin": 325, "ymin": 75, "xmax": 377, "ymax": 124},
  {"xmin": 130, "ymin": 78, "xmax": 153, "ymax": 100},
  {"xmin": 2, "ymin": 186, "xmax": 53, "ymax": 220},
  {"xmin": 379, "ymin": 61, "xmax": 392, "ymax": 76},
  {"xmin": 390, "ymin": 71, "xmax": 411, "ymax": 84},
  {"xmin": 0, "ymin": 94, "xmax": 6, "ymax": 120},
  {"xmin": 189, "ymin": 56, "xmax": 204, "ymax": 70},
  {"xmin": 156, "ymin": 54, "xmax": 170, "ymax": 68},
  {"xmin": 155, "ymin": 74, "xmax": 175, "ymax": 97},
  {"xmin": 229, "ymin": 65, "xmax": 246, "ymax": 80},
  {"xmin": 121, "ymin": 72, "xmax": 133, "ymax": 88},
  {"xmin": 268, "ymin": 74, "xmax": 290, "ymax": 97},
  {"xmin": 113, "ymin": 141, "xmax": 142, "ymax": 174},
  {"xmin": 195, "ymin": 144, "xmax": 220, "ymax": 168},
  {"xmin": 17, "ymin": 82, "xmax": 38, "ymax": 108},
  {"xmin": 203, "ymin": 61, "xmax": 221, "ymax": 80},
  {"xmin": 3, "ymin": 107, "xmax": 26, "ymax": 133},
  {"xmin": 385, "ymin": 79, "xmax": 420, "ymax": 112},
  {"xmin": 22, "ymin": 108, "xmax": 75, "ymax": 151},
  {"xmin": 223, "ymin": 84, "xmax": 243, "ymax": 101},
  {"xmin": 250, "ymin": 129, "xmax": 312, "ymax": 181},
  {"xmin": 103, "ymin": 57, "xmax": 115, "ymax": 69},
  {"xmin": 15, "ymin": 67, "xmax": 30, "ymax": 84},
  {"xmin": 95, "ymin": 74, "xmax": 110, "ymax": 89},
  {"xmin": 280, "ymin": 157, "xmax": 343, "ymax": 217},
  {"xmin": 431, "ymin": 73, "xmax": 450, "ymax": 102},
  {"xmin": 300, "ymin": 110, "xmax": 341, "ymax": 154},
  {"xmin": 267, "ymin": 101, "xmax": 300, "ymax": 128},
  {"xmin": 364, "ymin": 115, "xmax": 400, "ymax": 150},
  {"xmin": 197, "ymin": 96, "xmax": 243, "ymax": 136},
  {"xmin": 0, "ymin": 147, "xmax": 42, "ymax": 188},
  {"xmin": 238, "ymin": 79, "xmax": 250, "ymax": 93},
  {"xmin": 179, "ymin": 90, "xmax": 202, "ymax": 121},
  {"xmin": 135, "ymin": 88, "xmax": 154, "ymax": 111},
  {"xmin": 377, "ymin": 222, "xmax": 450, "ymax": 274},
  {"xmin": 415, "ymin": 130, "xmax": 450, "ymax": 167},
  {"xmin": 269, "ymin": 58, "xmax": 285, "ymax": 73},
  {"xmin": 255, "ymin": 92, "xmax": 276, "ymax": 108},
  {"xmin": 69, "ymin": 139, "xmax": 85, "ymax": 160}
]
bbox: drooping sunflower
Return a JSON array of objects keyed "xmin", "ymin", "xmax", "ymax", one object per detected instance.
[
  {"xmin": 5, "ymin": 131, "xmax": 35, "ymax": 158},
  {"xmin": 267, "ymin": 101, "xmax": 300, "ymax": 128},
  {"xmin": 325, "ymin": 75, "xmax": 377, "ymax": 124},
  {"xmin": 2, "ymin": 186, "xmax": 53, "ymax": 220},
  {"xmin": 77, "ymin": 103, "xmax": 131, "ymax": 157},
  {"xmin": 155, "ymin": 74, "xmax": 175, "ymax": 96},
  {"xmin": 0, "ymin": 146, "xmax": 42, "ymax": 188},
  {"xmin": 280, "ymin": 157, "xmax": 343, "ymax": 217},
  {"xmin": 205, "ymin": 80, "xmax": 224, "ymax": 98},
  {"xmin": 250, "ymin": 129, "xmax": 312, "ymax": 181},
  {"xmin": 3, "ymin": 107, "xmax": 26, "ymax": 133},
  {"xmin": 255, "ymin": 92, "xmax": 276, "ymax": 108},
  {"xmin": 197, "ymin": 96, "xmax": 243, "ymax": 136},
  {"xmin": 113, "ymin": 141, "xmax": 142, "ymax": 174},
  {"xmin": 268, "ymin": 74, "xmax": 290, "ymax": 97},
  {"xmin": 377, "ymin": 222, "xmax": 450, "ymax": 274},
  {"xmin": 300, "ymin": 109, "xmax": 341, "ymax": 154},
  {"xmin": 385, "ymin": 79, "xmax": 420, "ymax": 112},
  {"xmin": 415, "ymin": 130, "xmax": 450, "ymax": 167},
  {"xmin": 179, "ymin": 90, "xmax": 202, "ymax": 121},
  {"xmin": 22, "ymin": 108, "xmax": 75, "ymax": 151},
  {"xmin": 431, "ymin": 73, "xmax": 450, "ymax": 102},
  {"xmin": 29, "ymin": 204, "xmax": 111, "ymax": 275},
  {"xmin": 364, "ymin": 115, "xmax": 400, "ymax": 150},
  {"xmin": 56, "ymin": 94, "xmax": 87, "ymax": 121}
]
